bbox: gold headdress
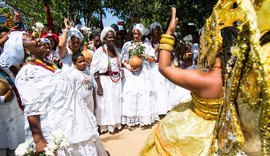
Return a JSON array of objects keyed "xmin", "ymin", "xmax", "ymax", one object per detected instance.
[
  {"xmin": 213, "ymin": 0, "xmax": 270, "ymax": 155},
  {"xmin": 255, "ymin": 0, "xmax": 270, "ymax": 37},
  {"xmin": 198, "ymin": 0, "xmax": 246, "ymax": 69}
]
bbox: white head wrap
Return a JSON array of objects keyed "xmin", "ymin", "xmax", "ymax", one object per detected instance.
[
  {"xmin": 132, "ymin": 23, "xmax": 146, "ymax": 36},
  {"xmin": 150, "ymin": 22, "xmax": 162, "ymax": 32},
  {"xmin": 100, "ymin": 27, "xmax": 116, "ymax": 43},
  {"xmin": 40, "ymin": 38, "xmax": 51, "ymax": 45},
  {"xmin": 0, "ymin": 31, "xmax": 24, "ymax": 68},
  {"xmin": 67, "ymin": 27, "xmax": 84, "ymax": 43}
]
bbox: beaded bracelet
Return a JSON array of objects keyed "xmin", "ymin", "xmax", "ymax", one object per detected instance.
[
  {"xmin": 160, "ymin": 34, "xmax": 175, "ymax": 46},
  {"xmin": 62, "ymin": 29, "xmax": 69, "ymax": 33},
  {"xmin": 159, "ymin": 44, "xmax": 174, "ymax": 52},
  {"xmin": 160, "ymin": 37, "xmax": 175, "ymax": 46}
]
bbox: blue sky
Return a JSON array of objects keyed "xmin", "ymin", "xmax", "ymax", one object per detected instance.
[{"xmin": 102, "ymin": 9, "xmax": 121, "ymax": 27}]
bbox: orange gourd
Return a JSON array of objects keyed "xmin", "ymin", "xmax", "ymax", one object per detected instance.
[
  {"xmin": 129, "ymin": 55, "xmax": 142, "ymax": 69},
  {"xmin": 82, "ymin": 45, "xmax": 92, "ymax": 64}
]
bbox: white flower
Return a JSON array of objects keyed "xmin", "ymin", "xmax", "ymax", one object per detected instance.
[
  {"xmin": 44, "ymin": 147, "xmax": 55, "ymax": 156},
  {"xmin": 52, "ymin": 131, "xmax": 65, "ymax": 143},
  {"xmin": 128, "ymin": 47, "xmax": 134, "ymax": 51},
  {"xmin": 15, "ymin": 142, "xmax": 30, "ymax": 156},
  {"xmin": 60, "ymin": 138, "xmax": 69, "ymax": 148},
  {"xmin": 47, "ymin": 142, "xmax": 58, "ymax": 151}
]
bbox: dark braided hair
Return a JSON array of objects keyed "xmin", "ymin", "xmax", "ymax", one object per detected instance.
[{"xmin": 220, "ymin": 26, "xmax": 239, "ymax": 86}]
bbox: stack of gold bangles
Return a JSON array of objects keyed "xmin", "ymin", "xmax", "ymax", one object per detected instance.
[{"xmin": 159, "ymin": 34, "xmax": 175, "ymax": 52}]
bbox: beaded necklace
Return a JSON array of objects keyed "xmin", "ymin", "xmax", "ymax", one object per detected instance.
[
  {"xmin": 30, "ymin": 59, "xmax": 57, "ymax": 73},
  {"xmin": 102, "ymin": 46, "xmax": 121, "ymax": 83}
]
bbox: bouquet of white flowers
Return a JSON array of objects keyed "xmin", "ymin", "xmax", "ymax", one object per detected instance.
[{"xmin": 15, "ymin": 131, "xmax": 69, "ymax": 156}]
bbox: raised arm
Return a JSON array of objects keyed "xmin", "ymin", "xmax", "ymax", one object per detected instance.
[
  {"xmin": 158, "ymin": 8, "xmax": 220, "ymax": 94},
  {"xmin": 58, "ymin": 18, "xmax": 70, "ymax": 59},
  {"xmin": 0, "ymin": 27, "xmax": 16, "ymax": 46}
]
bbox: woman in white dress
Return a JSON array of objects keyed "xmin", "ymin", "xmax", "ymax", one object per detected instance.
[
  {"xmin": 5, "ymin": 34, "xmax": 107, "ymax": 155},
  {"xmin": 149, "ymin": 22, "xmax": 173, "ymax": 115},
  {"xmin": 0, "ymin": 67, "xmax": 24, "ymax": 156},
  {"xmin": 121, "ymin": 23, "xmax": 159, "ymax": 128},
  {"xmin": 90, "ymin": 27, "xmax": 122, "ymax": 133}
]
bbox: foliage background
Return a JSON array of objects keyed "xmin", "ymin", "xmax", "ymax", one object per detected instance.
[{"xmin": 0, "ymin": 0, "xmax": 218, "ymax": 31}]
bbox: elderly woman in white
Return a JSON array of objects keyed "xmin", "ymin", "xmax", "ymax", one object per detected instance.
[
  {"xmin": 121, "ymin": 23, "xmax": 159, "ymax": 128},
  {"xmin": 1, "ymin": 31, "xmax": 107, "ymax": 156},
  {"xmin": 90, "ymin": 27, "xmax": 122, "ymax": 134}
]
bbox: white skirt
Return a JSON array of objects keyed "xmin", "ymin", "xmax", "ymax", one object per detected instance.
[
  {"xmin": 121, "ymin": 67, "xmax": 159, "ymax": 126},
  {"xmin": 95, "ymin": 75, "xmax": 122, "ymax": 133},
  {"xmin": 0, "ymin": 97, "xmax": 25, "ymax": 149},
  {"xmin": 57, "ymin": 138, "xmax": 108, "ymax": 156},
  {"xmin": 169, "ymin": 83, "xmax": 191, "ymax": 110},
  {"xmin": 151, "ymin": 63, "xmax": 172, "ymax": 115}
]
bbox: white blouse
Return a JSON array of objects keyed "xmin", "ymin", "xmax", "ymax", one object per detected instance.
[{"xmin": 16, "ymin": 64, "xmax": 99, "ymax": 144}]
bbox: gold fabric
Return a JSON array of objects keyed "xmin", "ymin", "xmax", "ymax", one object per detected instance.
[{"xmin": 139, "ymin": 93, "xmax": 223, "ymax": 156}]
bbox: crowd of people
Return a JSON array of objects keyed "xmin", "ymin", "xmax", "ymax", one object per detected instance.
[
  {"xmin": 1, "ymin": 0, "xmax": 270, "ymax": 155},
  {"xmin": 0, "ymin": 10, "xmax": 196, "ymax": 155}
]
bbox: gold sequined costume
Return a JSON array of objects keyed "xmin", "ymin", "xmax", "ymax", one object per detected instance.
[{"xmin": 139, "ymin": 93, "xmax": 223, "ymax": 156}]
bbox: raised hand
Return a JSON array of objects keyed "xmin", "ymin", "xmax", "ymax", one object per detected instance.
[{"xmin": 166, "ymin": 7, "xmax": 179, "ymax": 36}]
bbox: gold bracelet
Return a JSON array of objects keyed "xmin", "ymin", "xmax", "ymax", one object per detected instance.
[
  {"xmin": 159, "ymin": 44, "xmax": 174, "ymax": 52},
  {"xmin": 161, "ymin": 34, "xmax": 175, "ymax": 40},
  {"xmin": 160, "ymin": 37, "xmax": 175, "ymax": 46}
]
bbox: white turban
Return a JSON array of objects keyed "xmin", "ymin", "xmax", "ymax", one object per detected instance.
[
  {"xmin": 132, "ymin": 23, "xmax": 146, "ymax": 36},
  {"xmin": 67, "ymin": 27, "xmax": 84, "ymax": 43},
  {"xmin": 100, "ymin": 27, "xmax": 116, "ymax": 43},
  {"xmin": 0, "ymin": 31, "xmax": 24, "ymax": 68},
  {"xmin": 40, "ymin": 38, "xmax": 51, "ymax": 45},
  {"xmin": 150, "ymin": 22, "xmax": 162, "ymax": 32}
]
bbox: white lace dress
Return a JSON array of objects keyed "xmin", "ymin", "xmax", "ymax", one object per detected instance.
[
  {"xmin": 15, "ymin": 64, "xmax": 107, "ymax": 156},
  {"xmin": 90, "ymin": 46, "xmax": 122, "ymax": 133},
  {"xmin": 121, "ymin": 41, "xmax": 159, "ymax": 126},
  {"xmin": 0, "ymin": 68, "xmax": 25, "ymax": 150}
]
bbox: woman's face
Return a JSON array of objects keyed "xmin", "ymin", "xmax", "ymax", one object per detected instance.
[
  {"xmin": 93, "ymin": 36, "xmax": 101, "ymax": 48},
  {"xmin": 42, "ymin": 43, "xmax": 51, "ymax": 57},
  {"xmin": 47, "ymin": 36, "xmax": 56, "ymax": 49},
  {"xmin": 133, "ymin": 29, "xmax": 142, "ymax": 42},
  {"xmin": 69, "ymin": 36, "xmax": 81, "ymax": 52},
  {"xmin": 104, "ymin": 31, "xmax": 116, "ymax": 47},
  {"xmin": 75, "ymin": 56, "xmax": 87, "ymax": 71},
  {"xmin": 152, "ymin": 26, "xmax": 161, "ymax": 38}
]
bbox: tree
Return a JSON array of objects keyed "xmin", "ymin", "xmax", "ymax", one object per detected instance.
[
  {"xmin": 1, "ymin": 0, "xmax": 103, "ymax": 31},
  {"xmin": 104, "ymin": 0, "xmax": 218, "ymax": 29}
]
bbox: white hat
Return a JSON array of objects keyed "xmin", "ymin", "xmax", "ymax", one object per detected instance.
[
  {"xmin": 132, "ymin": 23, "xmax": 146, "ymax": 36},
  {"xmin": 150, "ymin": 22, "xmax": 162, "ymax": 32},
  {"xmin": 100, "ymin": 27, "xmax": 116, "ymax": 43},
  {"xmin": 67, "ymin": 27, "xmax": 84, "ymax": 43}
]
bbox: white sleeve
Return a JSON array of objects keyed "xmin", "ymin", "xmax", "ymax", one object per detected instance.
[
  {"xmin": 145, "ymin": 44, "xmax": 155, "ymax": 57},
  {"xmin": 90, "ymin": 48, "xmax": 102, "ymax": 75},
  {"xmin": 15, "ymin": 65, "xmax": 51, "ymax": 117},
  {"xmin": 121, "ymin": 42, "xmax": 130, "ymax": 63}
]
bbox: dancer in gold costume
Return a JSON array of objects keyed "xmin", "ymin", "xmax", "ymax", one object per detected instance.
[
  {"xmin": 215, "ymin": 0, "xmax": 270, "ymax": 155},
  {"xmin": 139, "ymin": 3, "xmax": 242, "ymax": 155},
  {"xmin": 140, "ymin": 0, "xmax": 270, "ymax": 155}
]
